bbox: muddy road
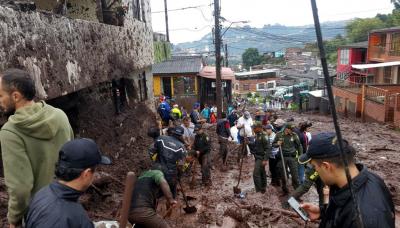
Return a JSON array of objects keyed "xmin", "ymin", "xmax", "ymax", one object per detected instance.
[{"xmin": 0, "ymin": 109, "xmax": 399, "ymax": 227}]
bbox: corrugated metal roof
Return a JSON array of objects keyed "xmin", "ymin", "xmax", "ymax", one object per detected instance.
[
  {"xmin": 152, "ymin": 55, "xmax": 203, "ymax": 74},
  {"xmin": 370, "ymin": 26, "xmax": 400, "ymax": 33},
  {"xmin": 339, "ymin": 41, "xmax": 368, "ymax": 49}
]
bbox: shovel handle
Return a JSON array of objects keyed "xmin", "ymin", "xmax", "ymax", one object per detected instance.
[{"xmin": 119, "ymin": 172, "xmax": 136, "ymax": 228}]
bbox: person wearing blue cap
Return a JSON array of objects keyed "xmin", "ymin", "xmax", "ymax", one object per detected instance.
[
  {"xmin": 25, "ymin": 138, "xmax": 111, "ymax": 228},
  {"xmin": 299, "ymin": 132, "xmax": 395, "ymax": 228}
]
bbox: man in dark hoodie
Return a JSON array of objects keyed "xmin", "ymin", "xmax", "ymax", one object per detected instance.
[
  {"xmin": 25, "ymin": 138, "xmax": 111, "ymax": 228},
  {"xmin": 0, "ymin": 69, "xmax": 74, "ymax": 227}
]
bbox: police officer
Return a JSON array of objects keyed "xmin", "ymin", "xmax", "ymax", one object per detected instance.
[
  {"xmin": 290, "ymin": 164, "xmax": 324, "ymax": 206},
  {"xmin": 193, "ymin": 124, "xmax": 212, "ymax": 186},
  {"xmin": 151, "ymin": 126, "xmax": 188, "ymax": 197},
  {"xmin": 300, "ymin": 132, "xmax": 395, "ymax": 228},
  {"xmin": 250, "ymin": 122, "xmax": 271, "ymax": 193},
  {"xmin": 216, "ymin": 112, "xmax": 232, "ymax": 166},
  {"xmin": 273, "ymin": 123, "xmax": 303, "ymax": 194}
]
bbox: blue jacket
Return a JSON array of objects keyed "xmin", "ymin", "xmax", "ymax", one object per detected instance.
[
  {"xmin": 158, "ymin": 101, "xmax": 171, "ymax": 121},
  {"xmin": 25, "ymin": 181, "xmax": 94, "ymax": 228}
]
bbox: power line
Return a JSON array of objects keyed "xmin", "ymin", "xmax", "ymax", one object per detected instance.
[{"xmin": 152, "ymin": 4, "xmax": 208, "ymax": 14}]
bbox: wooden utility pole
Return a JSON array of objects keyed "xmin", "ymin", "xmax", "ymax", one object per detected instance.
[
  {"xmin": 225, "ymin": 43, "xmax": 229, "ymax": 67},
  {"xmin": 214, "ymin": 0, "xmax": 222, "ymax": 118},
  {"xmin": 164, "ymin": 0, "xmax": 170, "ymax": 42}
]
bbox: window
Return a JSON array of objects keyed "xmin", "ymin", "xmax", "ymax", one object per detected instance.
[
  {"xmin": 340, "ymin": 49, "xmax": 350, "ymax": 65},
  {"xmin": 133, "ymin": 0, "xmax": 143, "ymax": 21},
  {"xmin": 384, "ymin": 66, "xmax": 392, "ymax": 84},
  {"xmin": 267, "ymin": 82, "xmax": 275, "ymax": 89},
  {"xmin": 390, "ymin": 33, "xmax": 400, "ymax": 56},
  {"xmin": 138, "ymin": 72, "xmax": 147, "ymax": 101},
  {"xmin": 243, "ymin": 84, "xmax": 250, "ymax": 91},
  {"xmin": 256, "ymin": 83, "xmax": 265, "ymax": 91},
  {"xmin": 235, "ymin": 84, "xmax": 239, "ymax": 91},
  {"xmin": 173, "ymin": 76, "xmax": 196, "ymax": 96}
]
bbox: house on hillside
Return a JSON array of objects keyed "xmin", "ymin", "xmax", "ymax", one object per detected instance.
[
  {"xmin": 152, "ymin": 56, "xmax": 234, "ymax": 110},
  {"xmin": 233, "ymin": 69, "xmax": 280, "ymax": 96},
  {"xmin": 336, "ymin": 41, "xmax": 369, "ymax": 83},
  {"xmin": 333, "ymin": 27, "xmax": 400, "ymax": 127}
]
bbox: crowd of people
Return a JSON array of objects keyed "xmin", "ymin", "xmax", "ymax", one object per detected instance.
[{"xmin": 0, "ymin": 68, "xmax": 395, "ymax": 228}]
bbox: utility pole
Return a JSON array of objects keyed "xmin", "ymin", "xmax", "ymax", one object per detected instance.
[
  {"xmin": 214, "ymin": 0, "xmax": 222, "ymax": 118},
  {"xmin": 164, "ymin": 0, "xmax": 170, "ymax": 42},
  {"xmin": 225, "ymin": 43, "xmax": 229, "ymax": 67}
]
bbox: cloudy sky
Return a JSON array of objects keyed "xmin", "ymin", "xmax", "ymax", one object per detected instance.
[{"xmin": 150, "ymin": 0, "xmax": 394, "ymax": 44}]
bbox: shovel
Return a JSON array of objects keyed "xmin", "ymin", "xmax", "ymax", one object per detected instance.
[
  {"xmin": 279, "ymin": 145, "xmax": 288, "ymax": 185},
  {"xmin": 233, "ymin": 142, "xmax": 246, "ymax": 194},
  {"xmin": 177, "ymin": 179, "xmax": 197, "ymax": 214}
]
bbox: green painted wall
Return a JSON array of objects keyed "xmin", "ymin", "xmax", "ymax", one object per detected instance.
[{"xmin": 154, "ymin": 41, "xmax": 171, "ymax": 63}]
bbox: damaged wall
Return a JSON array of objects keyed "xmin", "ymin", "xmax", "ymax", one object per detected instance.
[{"xmin": 0, "ymin": 4, "xmax": 153, "ymax": 100}]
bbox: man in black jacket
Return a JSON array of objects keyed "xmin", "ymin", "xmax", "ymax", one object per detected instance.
[
  {"xmin": 25, "ymin": 138, "xmax": 111, "ymax": 228},
  {"xmin": 299, "ymin": 132, "xmax": 395, "ymax": 228},
  {"xmin": 193, "ymin": 124, "xmax": 212, "ymax": 186},
  {"xmin": 216, "ymin": 112, "xmax": 232, "ymax": 166}
]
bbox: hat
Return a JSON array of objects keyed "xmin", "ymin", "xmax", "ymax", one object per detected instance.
[
  {"xmin": 171, "ymin": 126, "xmax": 185, "ymax": 136},
  {"xmin": 194, "ymin": 124, "xmax": 202, "ymax": 131},
  {"xmin": 263, "ymin": 124, "xmax": 273, "ymax": 130},
  {"xmin": 285, "ymin": 123, "xmax": 295, "ymax": 130},
  {"xmin": 252, "ymin": 121, "xmax": 263, "ymax": 129},
  {"xmin": 244, "ymin": 111, "xmax": 251, "ymax": 118},
  {"xmin": 58, "ymin": 138, "xmax": 111, "ymax": 169},
  {"xmin": 274, "ymin": 118, "xmax": 285, "ymax": 127},
  {"xmin": 193, "ymin": 102, "xmax": 200, "ymax": 108},
  {"xmin": 298, "ymin": 132, "xmax": 345, "ymax": 164}
]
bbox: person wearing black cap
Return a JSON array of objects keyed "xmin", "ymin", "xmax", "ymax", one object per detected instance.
[
  {"xmin": 299, "ymin": 132, "xmax": 395, "ymax": 228},
  {"xmin": 128, "ymin": 164, "xmax": 177, "ymax": 228},
  {"xmin": 153, "ymin": 126, "xmax": 188, "ymax": 197},
  {"xmin": 273, "ymin": 123, "xmax": 303, "ymax": 194},
  {"xmin": 25, "ymin": 138, "xmax": 111, "ymax": 228},
  {"xmin": 193, "ymin": 124, "xmax": 212, "ymax": 186}
]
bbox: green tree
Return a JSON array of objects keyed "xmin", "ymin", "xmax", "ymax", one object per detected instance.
[
  {"xmin": 346, "ymin": 18, "xmax": 386, "ymax": 42},
  {"xmin": 391, "ymin": 0, "xmax": 400, "ymax": 9},
  {"xmin": 242, "ymin": 48, "xmax": 262, "ymax": 69}
]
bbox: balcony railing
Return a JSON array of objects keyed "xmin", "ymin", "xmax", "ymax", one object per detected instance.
[
  {"xmin": 365, "ymin": 86, "xmax": 387, "ymax": 104},
  {"xmin": 333, "ymin": 78, "xmax": 363, "ymax": 93}
]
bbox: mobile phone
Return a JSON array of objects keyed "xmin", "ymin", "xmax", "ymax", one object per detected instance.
[{"xmin": 287, "ymin": 197, "xmax": 309, "ymax": 221}]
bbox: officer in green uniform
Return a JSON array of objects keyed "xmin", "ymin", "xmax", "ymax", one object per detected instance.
[
  {"xmin": 273, "ymin": 123, "xmax": 303, "ymax": 194},
  {"xmin": 193, "ymin": 124, "xmax": 212, "ymax": 186},
  {"xmin": 250, "ymin": 122, "xmax": 271, "ymax": 193},
  {"xmin": 290, "ymin": 164, "xmax": 324, "ymax": 207}
]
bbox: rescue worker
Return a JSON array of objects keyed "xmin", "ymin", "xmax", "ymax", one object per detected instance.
[
  {"xmin": 265, "ymin": 124, "xmax": 280, "ymax": 186},
  {"xmin": 170, "ymin": 104, "xmax": 182, "ymax": 121},
  {"xmin": 216, "ymin": 112, "xmax": 232, "ymax": 166},
  {"xmin": 249, "ymin": 122, "xmax": 271, "ymax": 193},
  {"xmin": 151, "ymin": 126, "xmax": 188, "ymax": 197},
  {"xmin": 300, "ymin": 132, "xmax": 395, "ymax": 228},
  {"xmin": 289, "ymin": 164, "xmax": 324, "ymax": 209},
  {"xmin": 157, "ymin": 97, "xmax": 171, "ymax": 126},
  {"xmin": 294, "ymin": 121, "xmax": 313, "ymax": 184},
  {"xmin": 128, "ymin": 164, "xmax": 178, "ymax": 228},
  {"xmin": 193, "ymin": 124, "xmax": 212, "ymax": 186},
  {"xmin": 273, "ymin": 123, "xmax": 303, "ymax": 194},
  {"xmin": 25, "ymin": 138, "xmax": 111, "ymax": 228},
  {"xmin": 181, "ymin": 116, "xmax": 195, "ymax": 147}
]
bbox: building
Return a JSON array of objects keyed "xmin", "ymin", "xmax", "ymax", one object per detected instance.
[
  {"xmin": 336, "ymin": 41, "xmax": 369, "ymax": 83},
  {"xmin": 333, "ymin": 27, "xmax": 400, "ymax": 127},
  {"xmin": 233, "ymin": 69, "xmax": 280, "ymax": 96},
  {"xmin": 152, "ymin": 56, "xmax": 204, "ymax": 110},
  {"xmin": 152, "ymin": 56, "xmax": 234, "ymax": 110},
  {"xmin": 198, "ymin": 66, "xmax": 234, "ymax": 107},
  {"xmin": 0, "ymin": 0, "xmax": 155, "ymax": 126}
]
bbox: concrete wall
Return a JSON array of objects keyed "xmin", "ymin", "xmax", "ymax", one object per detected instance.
[
  {"xmin": 333, "ymin": 87, "xmax": 362, "ymax": 117},
  {"xmin": 364, "ymin": 100, "xmax": 386, "ymax": 122},
  {"xmin": 0, "ymin": 4, "xmax": 153, "ymax": 100}
]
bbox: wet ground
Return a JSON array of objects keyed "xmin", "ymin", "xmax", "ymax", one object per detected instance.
[{"xmin": 0, "ymin": 108, "xmax": 399, "ymax": 227}]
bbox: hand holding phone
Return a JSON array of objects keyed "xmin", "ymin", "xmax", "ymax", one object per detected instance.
[{"xmin": 287, "ymin": 197, "xmax": 310, "ymax": 221}]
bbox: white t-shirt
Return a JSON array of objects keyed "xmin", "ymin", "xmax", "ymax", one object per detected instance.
[
  {"xmin": 230, "ymin": 126, "xmax": 239, "ymax": 144},
  {"xmin": 181, "ymin": 123, "xmax": 195, "ymax": 139},
  {"xmin": 237, "ymin": 116, "xmax": 253, "ymax": 137}
]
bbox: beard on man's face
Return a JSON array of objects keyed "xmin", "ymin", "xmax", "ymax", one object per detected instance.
[{"xmin": 1, "ymin": 99, "xmax": 16, "ymax": 117}]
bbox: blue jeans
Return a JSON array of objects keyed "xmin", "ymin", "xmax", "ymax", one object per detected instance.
[{"xmin": 298, "ymin": 164, "xmax": 305, "ymax": 184}]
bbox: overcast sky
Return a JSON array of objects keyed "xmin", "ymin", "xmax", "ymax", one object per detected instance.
[{"xmin": 150, "ymin": 0, "xmax": 394, "ymax": 44}]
